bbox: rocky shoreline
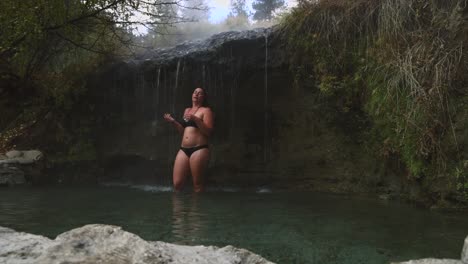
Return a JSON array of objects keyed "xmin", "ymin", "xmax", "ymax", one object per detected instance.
[
  {"xmin": 1, "ymin": 224, "xmax": 467, "ymax": 264},
  {"xmin": 0, "ymin": 224, "xmax": 274, "ymax": 264}
]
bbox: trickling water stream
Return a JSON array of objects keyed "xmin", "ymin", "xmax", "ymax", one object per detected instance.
[
  {"xmin": 91, "ymin": 28, "xmax": 283, "ymax": 186},
  {"xmin": 264, "ymin": 33, "xmax": 270, "ymax": 163},
  {"xmin": 154, "ymin": 67, "xmax": 161, "ymax": 122}
]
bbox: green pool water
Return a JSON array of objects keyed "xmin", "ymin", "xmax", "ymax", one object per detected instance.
[{"xmin": 1, "ymin": 185, "xmax": 467, "ymax": 263}]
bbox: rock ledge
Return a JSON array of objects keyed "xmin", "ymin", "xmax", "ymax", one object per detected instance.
[{"xmin": 0, "ymin": 224, "xmax": 274, "ymax": 264}]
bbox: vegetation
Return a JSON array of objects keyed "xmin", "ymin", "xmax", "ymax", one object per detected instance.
[
  {"xmin": 226, "ymin": 0, "xmax": 250, "ymax": 28},
  {"xmin": 0, "ymin": 0, "xmax": 198, "ymax": 158},
  {"xmin": 138, "ymin": 0, "xmax": 281, "ymax": 48},
  {"xmin": 282, "ymin": 0, "xmax": 468, "ymax": 202},
  {"xmin": 180, "ymin": 0, "xmax": 210, "ymax": 22},
  {"xmin": 0, "ymin": 0, "xmax": 192, "ymax": 81},
  {"xmin": 252, "ymin": 0, "xmax": 286, "ymax": 21},
  {"xmin": 230, "ymin": 0, "xmax": 249, "ymax": 18},
  {"xmin": 0, "ymin": 0, "xmax": 283, "ymax": 160}
]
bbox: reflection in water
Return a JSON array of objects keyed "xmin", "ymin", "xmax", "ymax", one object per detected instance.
[{"xmin": 171, "ymin": 193, "xmax": 205, "ymax": 244}]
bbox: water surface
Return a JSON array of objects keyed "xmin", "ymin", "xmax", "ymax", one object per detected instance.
[{"xmin": 1, "ymin": 186, "xmax": 467, "ymax": 263}]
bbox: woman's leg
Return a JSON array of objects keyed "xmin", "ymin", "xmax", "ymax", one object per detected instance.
[
  {"xmin": 173, "ymin": 150, "xmax": 190, "ymax": 191},
  {"xmin": 189, "ymin": 148, "xmax": 210, "ymax": 193}
]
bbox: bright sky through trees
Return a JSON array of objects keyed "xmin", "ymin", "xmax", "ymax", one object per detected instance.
[
  {"xmin": 132, "ymin": 0, "xmax": 297, "ymax": 35},
  {"xmin": 209, "ymin": 0, "xmax": 297, "ymax": 22}
]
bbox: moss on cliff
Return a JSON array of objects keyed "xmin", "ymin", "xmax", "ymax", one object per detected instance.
[{"xmin": 281, "ymin": 0, "xmax": 468, "ymax": 204}]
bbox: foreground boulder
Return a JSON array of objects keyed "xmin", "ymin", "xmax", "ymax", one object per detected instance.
[
  {"xmin": 0, "ymin": 224, "xmax": 274, "ymax": 264},
  {"xmin": 392, "ymin": 236, "xmax": 468, "ymax": 264}
]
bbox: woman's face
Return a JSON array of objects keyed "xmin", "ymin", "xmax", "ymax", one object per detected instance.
[{"xmin": 192, "ymin": 88, "xmax": 205, "ymax": 104}]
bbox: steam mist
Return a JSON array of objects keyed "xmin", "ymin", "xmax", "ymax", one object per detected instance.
[
  {"xmin": 134, "ymin": 0, "xmax": 291, "ymax": 49},
  {"xmin": 140, "ymin": 20, "xmax": 278, "ymax": 48}
]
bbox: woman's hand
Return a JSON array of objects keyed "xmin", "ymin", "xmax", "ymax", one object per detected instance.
[
  {"xmin": 163, "ymin": 113, "xmax": 175, "ymax": 123},
  {"xmin": 183, "ymin": 112, "xmax": 199, "ymax": 122},
  {"xmin": 164, "ymin": 113, "xmax": 184, "ymax": 134}
]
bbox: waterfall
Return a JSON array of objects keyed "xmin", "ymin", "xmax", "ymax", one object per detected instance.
[
  {"xmin": 263, "ymin": 33, "xmax": 269, "ymax": 163},
  {"xmin": 167, "ymin": 60, "xmax": 182, "ymax": 186},
  {"xmin": 155, "ymin": 67, "xmax": 161, "ymax": 121},
  {"xmin": 150, "ymin": 67, "xmax": 161, "ymax": 139},
  {"xmin": 100, "ymin": 28, "xmax": 285, "ymax": 187},
  {"xmin": 140, "ymin": 72, "xmax": 145, "ymax": 114},
  {"xmin": 162, "ymin": 67, "xmax": 173, "ymax": 187},
  {"xmin": 134, "ymin": 71, "xmax": 145, "ymax": 115},
  {"xmin": 163, "ymin": 68, "xmax": 168, "ymax": 112},
  {"xmin": 173, "ymin": 59, "xmax": 181, "ymax": 114},
  {"xmin": 230, "ymin": 82, "xmax": 236, "ymax": 140},
  {"xmin": 202, "ymin": 64, "xmax": 206, "ymax": 88},
  {"xmin": 229, "ymin": 46, "xmax": 236, "ymax": 141}
]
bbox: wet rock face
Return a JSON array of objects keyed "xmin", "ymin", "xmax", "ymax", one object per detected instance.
[
  {"xmin": 139, "ymin": 27, "xmax": 277, "ymax": 65},
  {"xmin": 0, "ymin": 224, "xmax": 274, "ymax": 264},
  {"xmin": 462, "ymin": 235, "xmax": 468, "ymax": 263},
  {"xmin": 87, "ymin": 27, "xmax": 380, "ymax": 191},
  {"xmin": 89, "ymin": 27, "xmax": 291, "ymax": 186}
]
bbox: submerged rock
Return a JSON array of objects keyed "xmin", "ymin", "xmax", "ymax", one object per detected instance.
[
  {"xmin": 391, "ymin": 235, "xmax": 468, "ymax": 264},
  {"xmin": 0, "ymin": 224, "xmax": 274, "ymax": 264}
]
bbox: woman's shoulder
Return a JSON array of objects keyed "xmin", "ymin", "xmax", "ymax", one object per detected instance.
[{"xmin": 201, "ymin": 106, "xmax": 213, "ymax": 113}]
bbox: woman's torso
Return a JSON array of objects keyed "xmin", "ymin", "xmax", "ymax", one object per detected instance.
[{"xmin": 181, "ymin": 109, "xmax": 209, "ymax": 147}]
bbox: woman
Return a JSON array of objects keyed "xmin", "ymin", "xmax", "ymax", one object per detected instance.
[{"xmin": 163, "ymin": 87, "xmax": 214, "ymax": 192}]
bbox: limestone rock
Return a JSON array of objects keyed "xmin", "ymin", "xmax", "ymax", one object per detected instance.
[
  {"xmin": 462, "ymin": 235, "xmax": 468, "ymax": 263},
  {"xmin": 5, "ymin": 150, "xmax": 22, "ymax": 159},
  {"xmin": 0, "ymin": 224, "xmax": 274, "ymax": 264},
  {"xmin": 139, "ymin": 27, "xmax": 275, "ymax": 65},
  {"xmin": 391, "ymin": 259, "xmax": 461, "ymax": 264},
  {"xmin": 0, "ymin": 226, "xmax": 52, "ymax": 263},
  {"xmin": 1, "ymin": 149, "xmax": 43, "ymax": 165}
]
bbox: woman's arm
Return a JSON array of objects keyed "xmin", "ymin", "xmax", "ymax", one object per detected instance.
[{"xmin": 163, "ymin": 113, "xmax": 184, "ymax": 134}]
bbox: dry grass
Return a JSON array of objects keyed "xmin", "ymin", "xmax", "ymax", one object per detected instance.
[{"xmin": 282, "ymin": 0, "xmax": 468, "ymax": 177}]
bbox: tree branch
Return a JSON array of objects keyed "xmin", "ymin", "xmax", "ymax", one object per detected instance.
[
  {"xmin": 45, "ymin": 0, "xmax": 124, "ymax": 31},
  {"xmin": 54, "ymin": 32, "xmax": 109, "ymax": 55}
]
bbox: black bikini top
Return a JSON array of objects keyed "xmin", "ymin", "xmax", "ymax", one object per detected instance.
[{"xmin": 181, "ymin": 119, "xmax": 198, "ymax": 128}]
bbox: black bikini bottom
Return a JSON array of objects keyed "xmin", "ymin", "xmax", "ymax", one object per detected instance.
[{"xmin": 180, "ymin": 145, "xmax": 209, "ymax": 157}]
